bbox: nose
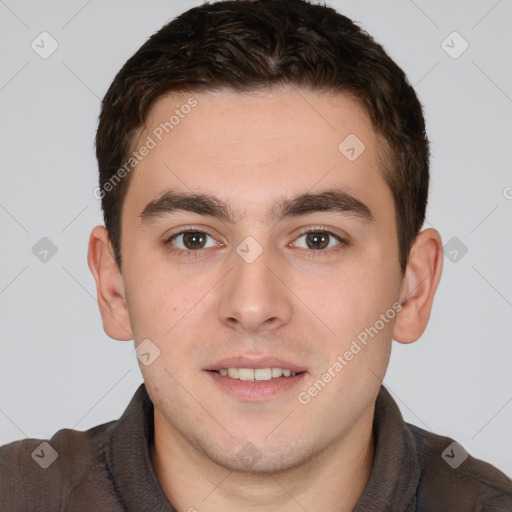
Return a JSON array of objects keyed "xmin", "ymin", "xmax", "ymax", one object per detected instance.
[{"xmin": 217, "ymin": 241, "xmax": 293, "ymax": 333}]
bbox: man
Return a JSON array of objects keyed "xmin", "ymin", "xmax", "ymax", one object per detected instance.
[{"xmin": 1, "ymin": 0, "xmax": 511, "ymax": 510}]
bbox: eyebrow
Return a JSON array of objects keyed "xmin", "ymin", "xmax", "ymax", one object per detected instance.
[{"xmin": 138, "ymin": 187, "xmax": 374, "ymax": 227}]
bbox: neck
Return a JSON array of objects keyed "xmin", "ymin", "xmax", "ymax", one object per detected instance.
[{"xmin": 150, "ymin": 404, "xmax": 375, "ymax": 512}]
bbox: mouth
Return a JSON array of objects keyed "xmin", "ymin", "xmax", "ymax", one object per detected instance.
[
  {"xmin": 205, "ymin": 357, "xmax": 307, "ymax": 401},
  {"xmin": 206, "ymin": 357, "xmax": 306, "ymax": 379},
  {"xmin": 209, "ymin": 367, "xmax": 303, "ymax": 381}
]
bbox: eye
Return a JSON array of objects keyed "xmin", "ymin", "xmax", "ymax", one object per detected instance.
[
  {"xmin": 167, "ymin": 231, "xmax": 218, "ymax": 252},
  {"xmin": 292, "ymin": 229, "xmax": 344, "ymax": 251}
]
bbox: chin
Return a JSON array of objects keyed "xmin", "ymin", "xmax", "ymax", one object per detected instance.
[{"xmin": 199, "ymin": 435, "xmax": 316, "ymax": 476}]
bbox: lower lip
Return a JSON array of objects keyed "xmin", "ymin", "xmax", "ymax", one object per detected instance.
[{"xmin": 206, "ymin": 370, "xmax": 306, "ymax": 401}]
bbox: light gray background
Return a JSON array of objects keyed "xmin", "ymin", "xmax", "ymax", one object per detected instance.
[{"xmin": 1, "ymin": 0, "xmax": 511, "ymax": 478}]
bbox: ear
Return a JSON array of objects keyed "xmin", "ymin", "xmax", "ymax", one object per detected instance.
[
  {"xmin": 87, "ymin": 225, "xmax": 133, "ymax": 341},
  {"xmin": 393, "ymin": 228, "xmax": 443, "ymax": 344}
]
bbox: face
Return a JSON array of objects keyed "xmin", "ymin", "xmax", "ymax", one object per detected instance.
[{"xmin": 119, "ymin": 86, "xmax": 404, "ymax": 473}]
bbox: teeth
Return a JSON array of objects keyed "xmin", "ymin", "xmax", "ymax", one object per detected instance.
[
  {"xmin": 271, "ymin": 367, "xmax": 282, "ymax": 378},
  {"xmin": 217, "ymin": 367, "xmax": 297, "ymax": 381},
  {"xmin": 238, "ymin": 368, "xmax": 254, "ymax": 381},
  {"xmin": 255, "ymin": 368, "xmax": 271, "ymax": 381}
]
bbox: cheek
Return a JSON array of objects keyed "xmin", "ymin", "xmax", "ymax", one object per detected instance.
[
  {"xmin": 123, "ymin": 264, "xmax": 182, "ymax": 341},
  {"xmin": 123, "ymin": 258, "xmax": 221, "ymax": 350},
  {"xmin": 302, "ymin": 264, "xmax": 393, "ymax": 329},
  {"xmin": 298, "ymin": 263, "xmax": 399, "ymax": 381}
]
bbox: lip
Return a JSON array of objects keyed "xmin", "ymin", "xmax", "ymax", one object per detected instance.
[
  {"xmin": 206, "ymin": 369, "xmax": 307, "ymax": 401},
  {"xmin": 206, "ymin": 356, "xmax": 307, "ymax": 373}
]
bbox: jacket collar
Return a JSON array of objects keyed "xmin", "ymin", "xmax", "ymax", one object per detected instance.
[{"xmin": 354, "ymin": 385, "xmax": 420, "ymax": 511}]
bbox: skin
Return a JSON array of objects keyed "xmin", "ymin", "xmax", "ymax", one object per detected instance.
[{"xmin": 88, "ymin": 86, "xmax": 443, "ymax": 511}]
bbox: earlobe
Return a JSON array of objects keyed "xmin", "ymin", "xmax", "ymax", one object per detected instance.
[
  {"xmin": 87, "ymin": 225, "xmax": 133, "ymax": 341},
  {"xmin": 393, "ymin": 228, "xmax": 443, "ymax": 344}
]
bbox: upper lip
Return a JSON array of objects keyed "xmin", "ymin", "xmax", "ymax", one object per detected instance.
[{"xmin": 206, "ymin": 356, "xmax": 307, "ymax": 373}]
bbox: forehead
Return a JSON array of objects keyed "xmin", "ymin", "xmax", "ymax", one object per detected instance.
[{"xmin": 124, "ymin": 86, "xmax": 390, "ymax": 220}]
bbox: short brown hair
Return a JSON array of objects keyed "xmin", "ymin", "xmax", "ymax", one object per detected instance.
[{"xmin": 95, "ymin": 0, "xmax": 429, "ymax": 273}]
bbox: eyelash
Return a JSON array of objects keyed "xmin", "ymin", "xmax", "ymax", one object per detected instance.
[{"xmin": 164, "ymin": 225, "xmax": 347, "ymax": 258}]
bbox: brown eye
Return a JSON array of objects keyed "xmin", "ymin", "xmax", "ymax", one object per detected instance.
[
  {"xmin": 169, "ymin": 231, "xmax": 216, "ymax": 252},
  {"xmin": 293, "ymin": 231, "xmax": 342, "ymax": 251},
  {"xmin": 305, "ymin": 232, "xmax": 330, "ymax": 250},
  {"xmin": 182, "ymin": 232, "xmax": 207, "ymax": 250}
]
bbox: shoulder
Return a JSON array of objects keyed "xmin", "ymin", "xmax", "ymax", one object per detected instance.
[
  {"xmin": 408, "ymin": 423, "xmax": 512, "ymax": 511},
  {"xmin": 0, "ymin": 420, "xmax": 117, "ymax": 510}
]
